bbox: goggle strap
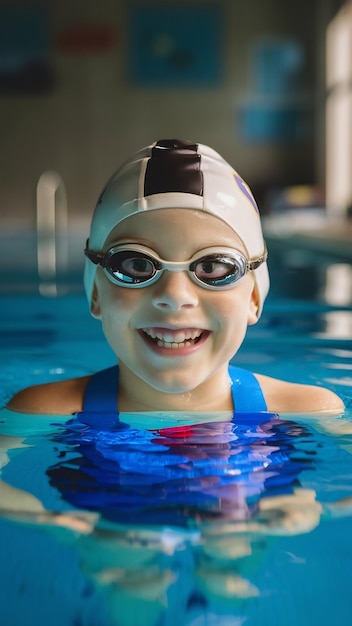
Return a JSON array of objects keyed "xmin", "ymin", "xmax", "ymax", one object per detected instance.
[
  {"xmin": 85, "ymin": 242, "xmax": 106, "ymax": 267},
  {"xmin": 248, "ymin": 247, "xmax": 268, "ymax": 271}
]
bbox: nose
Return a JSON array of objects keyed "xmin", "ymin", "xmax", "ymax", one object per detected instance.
[{"xmin": 151, "ymin": 270, "xmax": 199, "ymax": 311}]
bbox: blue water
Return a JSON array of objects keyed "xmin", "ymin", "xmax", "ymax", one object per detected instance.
[{"xmin": 0, "ymin": 249, "xmax": 352, "ymax": 626}]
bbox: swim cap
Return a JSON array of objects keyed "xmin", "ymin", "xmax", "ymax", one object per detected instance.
[{"xmin": 84, "ymin": 139, "xmax": 269, "ymax": 315}]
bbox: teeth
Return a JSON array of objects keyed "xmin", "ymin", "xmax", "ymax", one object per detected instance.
[
  {"xmin": 156, "ymin": 339, "xmax": 194, "ymax": 349},
  {"xmin": 143, "ymin": 328, "xmax": 203, "ymax": 349}
]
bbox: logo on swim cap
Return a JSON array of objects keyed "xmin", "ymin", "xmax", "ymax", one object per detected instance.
[{"xmin": 233, "ymin": 173, "xmax": 259, "ymax": 215}]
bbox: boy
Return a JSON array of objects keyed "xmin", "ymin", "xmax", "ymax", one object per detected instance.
[{"xmin": 8, "ymin": 139, "xmax": 344, "ymax": 416}]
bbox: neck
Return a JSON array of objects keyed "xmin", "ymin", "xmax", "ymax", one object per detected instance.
[{"xmin": 117, "ymin": 364, "xmax": 233, "ymax": 413}]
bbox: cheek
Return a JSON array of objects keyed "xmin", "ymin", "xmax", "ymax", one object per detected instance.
[
  {"xmin": 108, "ymin": 289, "xmax": 141, "ymax": 311},
  {"xmin": 212, "ymin": 290, "xmax": 250, "ymax": 319},
  {"xmin": 97, "ymin": 277, "xmax": 142, "ymax": 312},
  {"xmin": 210, "ymin": 283, "xmax": 256, "ymax": 331},
  {"xmin": 98, "ymin": 285, "xmax": 148, "ymax": 346}
]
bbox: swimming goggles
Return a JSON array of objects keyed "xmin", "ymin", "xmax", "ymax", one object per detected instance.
[{"xmin": 85, "ymin": 242, "xmax": 268, "ymax": 290}]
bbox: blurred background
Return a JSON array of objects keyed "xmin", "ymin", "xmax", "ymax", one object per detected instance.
[{"xmin": 0, "ymin": 0, "xmax": 351, "ymax": 292}]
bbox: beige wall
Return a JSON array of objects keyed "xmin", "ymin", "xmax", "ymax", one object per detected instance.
[{"xmin": 0, "ymin": 0, "xmax": 330, "ymax": 230}]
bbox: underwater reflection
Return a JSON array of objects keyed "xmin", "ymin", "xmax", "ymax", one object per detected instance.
[{"xmin": 1, "ymin": 411, "xmax": 352, "ymax": 626}]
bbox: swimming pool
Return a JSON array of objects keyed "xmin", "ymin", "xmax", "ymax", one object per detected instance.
[{"xmin": 0, "ymin": 239, "xmax": 352, "ymax": 626}]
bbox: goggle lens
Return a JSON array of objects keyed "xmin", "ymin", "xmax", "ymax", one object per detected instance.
[
  {"xmin": 190, "ymin": 255, "xmax": 243, "ymax": 286},
  {"xmin": 109, "ymin": 250, "xmax": 160, "ymax": 284}
]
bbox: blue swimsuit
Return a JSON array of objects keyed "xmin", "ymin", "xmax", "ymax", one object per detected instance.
[
  {"xmin": 4, "ymin": 366, "xmax": 311, "ymax": 531},
  {"xmin": 77, "ymin": 364, "xmax": 267, "ymax": 426},
  {"xmin": 46, "ymin": 365, "xmax": 309, "ymax": 528}
]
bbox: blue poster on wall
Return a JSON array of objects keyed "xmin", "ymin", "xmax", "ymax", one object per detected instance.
[
  {"xmin": 238, "ymin": 39, "xmax": 310, "ymax": 142},
  {"xmin": 127, "ymin": 3, "xmax": 223, "ymax": 87},
  {"xmin": 251, "ymin": 40, "xmax": 304, "ymax": 96},
  {"xmin": 238, "ymin": 103, "xmax": 310, "ymax": 142},
  {"xmin": 0, "ymin": 6, "xmax": 55, "ymax": 94}
]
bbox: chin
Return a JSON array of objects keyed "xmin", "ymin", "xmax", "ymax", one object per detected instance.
[{"xmin": 144, "ymin": 370, "xmax": 205, "ymax": 395}]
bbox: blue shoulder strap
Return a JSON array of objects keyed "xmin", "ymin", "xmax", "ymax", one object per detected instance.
[
  {"xmin": 76, "ymin": 366, "xmax": 119, "ymax": 427},
  {"xmin": 229, "ymin": 365, "xmax": 267, "ymax": 412},
  {"xmin": 82, "ymin": 365, "xmax": 119, "ymax": 412}
]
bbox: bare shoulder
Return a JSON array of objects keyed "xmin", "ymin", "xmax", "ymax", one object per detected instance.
[
  {"xmin": 255, "ymin": 373, "xmax": 345, "ymax": 414},
  {"xmin": 6, "ymin": 376, "xmax": 91, "ymax": 415}
]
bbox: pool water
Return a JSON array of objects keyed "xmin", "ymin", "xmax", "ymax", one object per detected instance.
[{"xmin": 0, "ymin": 247, "xmax": 352, "ymax": 626}]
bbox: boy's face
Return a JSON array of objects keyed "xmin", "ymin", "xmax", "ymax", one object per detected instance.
[{"xmin": 91, "ymin": 209, "xmax": 259, "ymax": 410}]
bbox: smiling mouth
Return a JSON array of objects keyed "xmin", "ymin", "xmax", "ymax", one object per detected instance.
[{"xmin": 141, "ymin": 327, "xmax": 207, "ymax": 349}]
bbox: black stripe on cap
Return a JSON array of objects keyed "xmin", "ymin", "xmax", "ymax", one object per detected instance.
[{"xmin": 144, "ymin": 139, "xmax": 203, "ymax": 197}]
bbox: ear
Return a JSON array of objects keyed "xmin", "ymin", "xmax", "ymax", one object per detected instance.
[
  {"xmin": 90, "ymin": 283, "xmax": 102, "ymax": 319},
  {"xmin": 247, "ymin": 287, "xmax": 259, "ymax": 326}
]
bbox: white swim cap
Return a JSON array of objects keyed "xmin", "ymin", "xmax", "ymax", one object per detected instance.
[{"xmin": 84, "ymin": 139, "xmax": 269, "ymax": 316}]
